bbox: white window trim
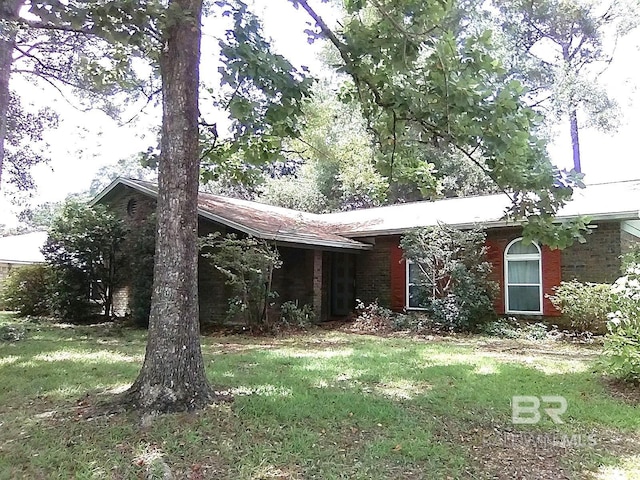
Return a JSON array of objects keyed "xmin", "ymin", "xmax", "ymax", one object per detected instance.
[
  {"xmin": 405, "ymin": 259, "xmax": 429, "ymax": 311},
  {"xmin": 504, "ymin": 238, "xmax": 543, "ymax": 315}
]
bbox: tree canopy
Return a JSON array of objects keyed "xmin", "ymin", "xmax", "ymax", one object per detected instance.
[{"xmin": 294, "ymin": 0, "xmax": 587, "ymax": 247}]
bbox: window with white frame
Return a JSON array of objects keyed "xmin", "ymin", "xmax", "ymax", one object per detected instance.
[
  {"xmin": 406, "ymin": 260, "xmax": 429, "ymax": 309},
  {"xmin": 504, "ymin": 238, "xmax": 542, "ymax": 314}
]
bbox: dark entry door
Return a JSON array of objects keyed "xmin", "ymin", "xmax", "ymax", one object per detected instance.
[{"xmin": 331, "ymin": 253, "xmax": 355, "ymax": 316}]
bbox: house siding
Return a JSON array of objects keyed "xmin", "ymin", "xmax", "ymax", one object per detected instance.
[
  {"xmin": 271, "ymin": 247, "xmax": 315, "ymax": 316},
  {"xmin": 484, "ymin": 228, "xmax": 562, "ymax": 317},
  {"xmin": 354, "ymin": 236, "xmax": 398, "ymax": 309},
  {"xmin": 109, "ymin": 189, "xmax": 157, "ymax": 317},
  {"xmin": 561, "ymin": 221, "xmax": 624, "ymax": 284},
  {"xmin": 621, "ymin": 229, "xmax": 640, "ymax": 256}
]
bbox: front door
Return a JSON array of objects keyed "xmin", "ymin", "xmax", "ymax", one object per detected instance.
[{"xmin": 331, "ymin": 253, "xmax": 355, "ymax": 316}]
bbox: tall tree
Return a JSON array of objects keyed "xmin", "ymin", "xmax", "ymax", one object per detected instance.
[
  {"xmin": 0, "ymin": 0, "xmax": 153, "ymax": 192},
  {"xmin": 296, "ymin": 0, "xmax": 587, "ymax": 247},
  {"xmin": 0, "ymin": 0, "xmax": 22, "ymax": 188},
  {"xmin": 127, "ymin": 0, "xmax": 211, "ymax": 412},
  {"xmin": 12, "ymin": 0, "xmax": 311, "ymax": 413},
  {"xmin": 493, "ymin": 0, "xmax": 639, "ymax": 173}
]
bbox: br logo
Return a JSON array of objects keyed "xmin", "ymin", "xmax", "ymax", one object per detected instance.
[{"xmin": 511, "ymin": 396, "xmax": 567, "ymax": 424}]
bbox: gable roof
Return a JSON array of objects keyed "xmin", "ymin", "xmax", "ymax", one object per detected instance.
[
  {"xmin": 93, "ymin": 177, "xmax": 640, "ymax": 246},
  {"xmin": 92, "ymin": 178, "xmax": 371, "ymax": 251},
  {"xmin": 0, "ymin": 231, "xmax": 47, "ymax": 264},
  {"xmin": 324, "ymin": 179, "xmax": 640, "ymax": 237}
]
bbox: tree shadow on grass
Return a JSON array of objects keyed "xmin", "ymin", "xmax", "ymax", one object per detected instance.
[
  {"xmin": 206, "ymin": 343, "xmax": 639, "ymax": 479},
  {"xmin": 1, "ymin": 329, "xmax": 638, "ymax": 479}
]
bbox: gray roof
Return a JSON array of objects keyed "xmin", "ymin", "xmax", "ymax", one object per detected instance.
[
  {"xmin": 0, "ymin": 231, "xmax": 47, "ymax": 264},
  {"xmin": 93, "ymin": 177, "xmax": 640, "ymax": 246},
  {"xmin": 324, "ymin": 180, "xmax": 640, "ymax": 237},
  {"xmin": 93, "ymin": 178, "xmax": 371, "ymax": 250}
]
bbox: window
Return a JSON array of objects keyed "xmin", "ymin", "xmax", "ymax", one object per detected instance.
[
  {"xmin": 504, "ymin": 238, "xmax": 542, "ymax": 314},
  {"xmin": 406, "ymin": 260, "xmax": 429, "ymax": 309}
]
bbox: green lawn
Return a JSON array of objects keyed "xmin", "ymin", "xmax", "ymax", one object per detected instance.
[{"xmin": 0, "ymin": 313, "xmax": 638, "ymax": 479}]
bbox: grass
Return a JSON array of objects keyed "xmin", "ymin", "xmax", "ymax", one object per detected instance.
[{"xmin": 0, "ymin": 312, "xmax": 638, "ymax": 479}]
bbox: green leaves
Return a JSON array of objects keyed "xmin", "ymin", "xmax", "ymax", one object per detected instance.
[
  {"xmin": 301, "ymin": 0, "xmax": 587, "ymax": 245},
  {"xmin": 201, "ymin": 0, "xmax": 314, "ymax": 172}
]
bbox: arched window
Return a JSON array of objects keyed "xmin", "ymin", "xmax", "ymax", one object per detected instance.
[{"xmin": 504, "ymin": 238, "xmax": 542, "ymax": 314}]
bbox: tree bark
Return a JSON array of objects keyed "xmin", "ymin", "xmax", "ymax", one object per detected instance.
[
  {"xmin": 569, "ymin": 108, "xmax": 581, "ymax": 173},
  {"xmin": 127, "ymin": 0, "xmax": 212, "ymax": 413},
  {"xmin": 0, "ymin": 0, "xmax": 23, "ymax": 190}
]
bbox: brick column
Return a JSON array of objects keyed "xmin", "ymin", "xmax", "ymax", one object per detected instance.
[{"xmin": 312, "ymin": 249, "xmax": 323, "ymax": 321}]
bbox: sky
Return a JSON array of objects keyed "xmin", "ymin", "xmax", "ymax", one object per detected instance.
[{"xmin": 1, "ymin": 1, "xmax": 639, "ymax": 227}]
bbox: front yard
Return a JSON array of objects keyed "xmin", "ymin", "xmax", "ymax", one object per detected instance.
[{"xmin": 0, "ymin": 313, "xmax": 638, "ymax": 479}]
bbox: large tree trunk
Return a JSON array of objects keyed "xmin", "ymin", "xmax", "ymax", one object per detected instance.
[
  {"xmin": 569, "ymin": 108, "xmax": 581, "ymax": 173},
  {"xmin": 0, "ymin": 0, "xmax": 23, "ymax": 190},
  {"xmin": 127, "ymin": 0, "xmax": 212, "ymax": 413}
]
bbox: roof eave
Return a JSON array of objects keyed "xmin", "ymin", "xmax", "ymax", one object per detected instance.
[
  {"xmin": 335, "ymin": 210, "xmax": 640, "ymax": 238},
  {"xmin": 93, "ymin": 179, "xmax": 371, "ymax": 251}
]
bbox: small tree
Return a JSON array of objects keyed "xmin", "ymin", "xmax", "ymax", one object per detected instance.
[
  {"xmin": 43, "ymin": 200, "xmax": 126, "ymax": 320},
  {"xmin": 200, "ymin": 233, "xmax": 281, "ymax": 331},
  {"xmin": 401, "ymin": 224, "xmax": 496, "ymax": 331}
]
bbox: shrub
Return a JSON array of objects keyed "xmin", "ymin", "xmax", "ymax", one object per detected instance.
[
  {"xmin": 128, "ymin": 217, "xmax": 156, "ymax": 327},
  {"xmin": 548, "ymin": 281, "xmax": 615, "ymax": 333},
  {"xmin": 480, "ymin": 318, "xmax": 556, "ymax": 341},
  {"xmin": 0, "ymin": 324, "xmax": 26, "ymax": 342},
  {"xmin": 200, "ymin": 233, "xmax": 282, "ymax": 331},
  {"xmin": 43, "ymin": 200, "xmax": 126, "ymax": 320},
  {"xmin": 0, "ymin": 264, "xmax": 52, "ymax": 317},
  {"xmin": 392, "ymin": 312, "xmax": 431, "ymax": 334},
  {"xmin": 47, "ymin": 266, "xmax": 95, "ymax": 321},
  {"xmin": 347, "ymin": 299, "xmax": 395, "ymax": 333},
  {"xmin": 401, "ymin": 224, "xmax": 497, "ymax": 332},
  {"xmin": 480, "ymin": 318, "xmax": 522, "ymax": 339},
  {"xmin": 602, "ymin": 264, "xmax": 640, "ymax": 383},
  {"xmin": 279, "ymin": 301, "xmax": 315, "ymax": 329}
]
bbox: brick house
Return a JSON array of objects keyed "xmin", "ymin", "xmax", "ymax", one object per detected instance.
[{"xmin": 94, "ymin": 178, "xmax": 640, "ymax": 322}]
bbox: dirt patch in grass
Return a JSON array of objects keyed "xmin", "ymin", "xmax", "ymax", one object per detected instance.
[
  {"xmin": 452, "ymin": 423, "xmax": 640, "ymax": 480},
  {"xmin": 601, "ymin": 377, "xmax": 640, "ymax": 405}
]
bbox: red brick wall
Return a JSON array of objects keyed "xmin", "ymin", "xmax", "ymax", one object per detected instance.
[
  {"xmin": 485, "ymin": 228, "xmax": 561, "ymax": 316},
  {"xmin": 358, "ymin": 228, "xmax": 566, "ymax": 317}
]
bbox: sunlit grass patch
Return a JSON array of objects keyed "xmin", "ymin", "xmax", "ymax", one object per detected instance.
[
  {"xmin": 273, "ymin": 347, "xmax": 354, "ymax": 359},
  {"xmin": 32, "ymin": 349, "xmax": 142, "ymax": 364},
  {"xmin": 0, "ymin": 321, "xmax": 638, "ymax": 479},
  {"xmin": 592, "ymin": 454, "xmax": 640, "ymax": 479},
  {"xmin": 372, "ymin": 379, "xmax": 433, "ymax": 400},
  {"xmin": 0, "ymin": 355, "xmax": 20, "ymax": 366},
  {"xmin": 232, "ymin": 384, "xmax": 294, "ymax": 397}
]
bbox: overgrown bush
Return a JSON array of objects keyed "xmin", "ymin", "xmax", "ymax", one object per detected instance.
[
  {"xmin": 602, "ymin": 262, "xmax": 640, "ymax": 383},
  {"xmin": 548, "ymin": 281, "xmax": 614, "ymax": 333},
  {"xmin": 128, "ymin": 216, "xmax": 156, "ymax": 327},
  {"xmin": 401, "ymin": 224, "xmax": 497, "ymax": 332},
  {"xmin": 279, "ymin": 301, "xmax": 315, "ymax": 329},
  {"xmin": 347, "ymin": 299, "xmax": 395, "ymax": 333},
  {"xmin": 200, "ymin": 233, "xmax": 282, "ymax": 331},
  {"xmin": 0, "ymin": 324, "xmax": 26, "ymax": 342},
  {"xmin": 43, "ymin": 200, "xmax": 126, "ymax": 320},
  {"xmin": 0, "ymin": 264, "xmax": 52, "ymax": 316}
]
